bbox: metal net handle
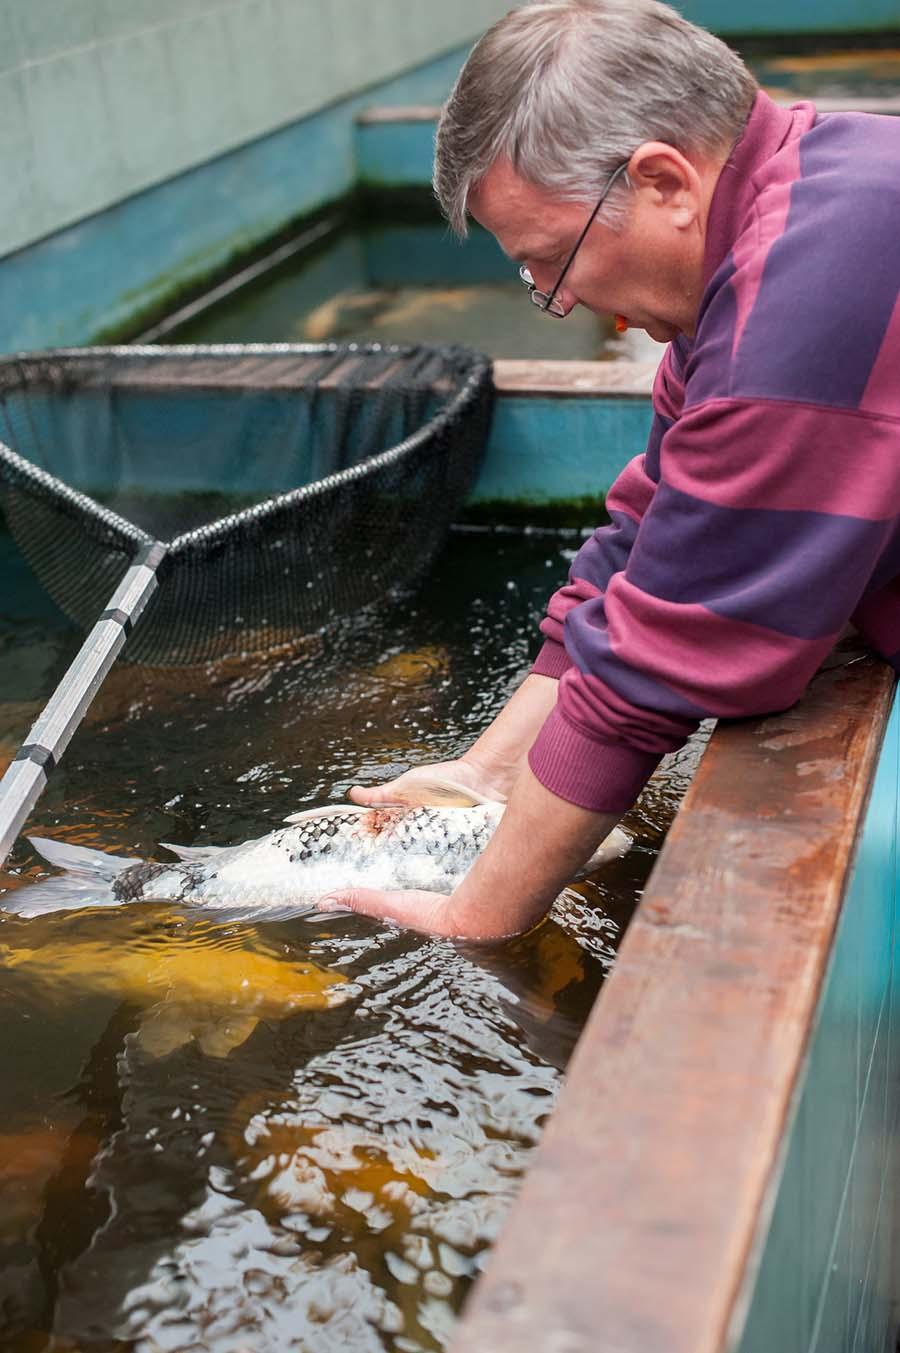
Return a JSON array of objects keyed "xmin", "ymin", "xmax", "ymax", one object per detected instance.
[{"xmin": 0, "ymin": 543, "xmax": 165, "ymax": 866}]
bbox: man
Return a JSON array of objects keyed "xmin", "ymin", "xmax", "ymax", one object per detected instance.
[{"xmin": 321, "ymin": 0, "xmax": 900, "ymax": 938}]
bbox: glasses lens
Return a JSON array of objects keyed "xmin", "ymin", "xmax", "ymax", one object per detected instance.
[
  {"xmin": 519, "ymin": 265, "xmax": 535, "ymax": 288},
  {"xmin": 529, "ymin": 290, "xmax": 566, "ymax": 318}
]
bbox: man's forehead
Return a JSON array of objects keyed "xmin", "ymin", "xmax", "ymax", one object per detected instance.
[
  {"xmin": 494, "ymin": 225, "xmax": 557, "ymax": 263},
  {"xmin": 467, "ymin": 160, "xmax": 563, "ymax": 259}
]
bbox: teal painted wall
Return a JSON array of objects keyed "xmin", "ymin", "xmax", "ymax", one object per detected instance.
[
  {"xmin": 0, "ymin": 48, "xmax": 471, "ymax": 354},
  {"xmin": 1, "ymin": 365, "xmax": 651, "ymax": 512},
  {"xmin": 0, "ymin": 1, "xmax": 507, "ymax": 262},
  {"xmin": 734, "ymin": 688, "xmax": 900, "ymax": 1353},
  {"xmin": 472, "ymin": 397, "xmax": 653, "ymax": 508},
  {"xmin": 676, "ymin": 0, "xmax": 900, "ymax": 33},
  {"xmin": 357, "ymin": 119, "xmax": 440, "ymax": 190}
]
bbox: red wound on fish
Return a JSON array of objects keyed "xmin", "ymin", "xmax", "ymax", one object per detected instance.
[{"xmin": 363, "ymin": 807, "xmax": 408, "ymax": 836}]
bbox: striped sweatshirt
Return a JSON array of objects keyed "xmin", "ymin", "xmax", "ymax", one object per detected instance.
[{"xmin": 528, "ymin": 91, "xmax": 900, "ymax": 814}]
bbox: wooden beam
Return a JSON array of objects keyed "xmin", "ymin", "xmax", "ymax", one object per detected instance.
[
  {"xmin": 356, "ymin": 105, "xmax": 444, "ymax": 124},
  {"xmin": 493, "ymin": 358, "xmax": 656, "ymax": 398},
  {"xmin": 451, "ymin": 640, "xmax": 896, "ymax": 1353},
  {"xmin": 357, "ymin": 93, "xmax": 900, "ymax": 126}
]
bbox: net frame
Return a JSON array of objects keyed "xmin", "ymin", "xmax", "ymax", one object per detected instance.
[{"xmin": 0, "ymin": 342, "xmax": 494, "ymax": 665}]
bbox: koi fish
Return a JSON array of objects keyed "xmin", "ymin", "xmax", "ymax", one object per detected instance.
[
  {"xmin": 3, "ymin": 779, "xmax": 630, "ymax": 921},
  {"xmin": 0, "ymin": 906, "xmax": 347, "ymax": 1057}
]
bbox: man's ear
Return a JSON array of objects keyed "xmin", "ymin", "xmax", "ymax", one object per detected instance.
[{"xmin": 627, "ymin": 142, "xmax": 701, "ymax": 225}]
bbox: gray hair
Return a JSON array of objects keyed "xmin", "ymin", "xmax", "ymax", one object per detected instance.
[{"xmin": 434, "ymin": 0, "xmax": 758, "ymax": 236}]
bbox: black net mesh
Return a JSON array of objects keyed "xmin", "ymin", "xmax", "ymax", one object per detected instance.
[{"xmin": 0, "ymin": 344, "xmax": 493, "ymax": 664}]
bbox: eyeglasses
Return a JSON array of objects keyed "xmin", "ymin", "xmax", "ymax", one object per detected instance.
[{"xmin": 519, "ymin": 161, "xmax": 630, "ymax": 318}]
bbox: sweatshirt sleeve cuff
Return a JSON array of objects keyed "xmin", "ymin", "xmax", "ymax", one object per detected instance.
[
  {"xmin": 531, "ymin": 639, "xmax": 572, "ymax": 680},
  {"xmin": 528, "ymin": 706, "xmax": 662, "ymax": 813}
]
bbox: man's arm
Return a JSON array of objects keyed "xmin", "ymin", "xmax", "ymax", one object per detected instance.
[{"xmin": 324, "ymin": 761, "xmax": 621, "ymax": 940}]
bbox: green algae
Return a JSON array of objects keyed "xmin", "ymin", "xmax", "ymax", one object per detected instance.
[{"xmin": 89, "ymin": 187, "xmax": 438, "ymax": 347}]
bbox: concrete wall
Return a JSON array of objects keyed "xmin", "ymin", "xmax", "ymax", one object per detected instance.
[{"xmin": 0, "ymin": 0, "xmax": 508, "ymax": 262}]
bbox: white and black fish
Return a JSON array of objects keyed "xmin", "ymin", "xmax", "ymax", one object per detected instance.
[{"xmin": 3, "ymin": 779, "xmax": 631, "ymax": 921}]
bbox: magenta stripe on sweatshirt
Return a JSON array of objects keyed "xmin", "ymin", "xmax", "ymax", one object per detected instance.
[
  {"xmin": 729, "ymin": 141, "xmax": 800, "ymax": 362},
  {"xmin": 661, "ymin": 399, "xmax": 900, "ymax": 519},
  {"xmin": 652, "ymin": 351, "xmax": 683, "ymax": 423},
  {"xmin": 557, "ymin": 665, "xmax": 700, "ymax": 752},
  {"xmin": 862, "ymin": 292, "xmax": 900, "ymax": 420},
  {"xmin": 853, "ymin": 577, "xmax": 900, "ymax": 659},
  {"xmin": 528, "ymin": 708, "xmax": 664, "ymax": 813},
  {"xmin": 605, "ymin": 454, "xmax": 657, "ymax": 520},
  {"xmin": 531, "ymin": 638, "xmax": 572, "ymax": 680},
  {"xmin": 602, "ymin": 576, "xmax": 839, "ymax": 717},
  {"xmin": 538, "ymin": 574, "xmax": 603, "ymax": 652}
]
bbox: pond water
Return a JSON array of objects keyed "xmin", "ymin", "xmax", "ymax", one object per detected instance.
[
  {"xmin": 162, "ymin": 220, "xmax": 655, "ymax": 365},
  {"xmin": 750, "ymin": 44, "xmax": 900, "ymax": 99},
  {"xmin": 0, "ymin": 525, "xmax": 704, "ymax": 1352}
]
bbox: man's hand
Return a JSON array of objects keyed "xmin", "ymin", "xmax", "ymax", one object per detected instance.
[
  {"xmin": 347, "ymin": 758, "xmax": 508, "ymax": 808},
  {"xmin": 322, "ymin": 763, "xmax": 622, "ymax": 941},
  {"xmin": 347, "ymin": 672, "xmax": 560, "ymax": 809},
  {"xmin": 318, "ymin": 887, "xmax": 459, "ymax": 935}
]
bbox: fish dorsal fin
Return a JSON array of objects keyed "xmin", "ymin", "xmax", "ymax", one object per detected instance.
[
  {"xmin": 159, "ymin": 841, "xmax": 237, "ymax": 866},
  {"xmin": 389, "ymin": 777, "xmax": 501, "ymax": 808},
  {"xmin": 282, "ymin": 804, "xmax": 369, "ymax": 826}
]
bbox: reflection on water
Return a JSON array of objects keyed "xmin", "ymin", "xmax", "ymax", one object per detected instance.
[{"xmin": 0, "ymin": 529, "xmax": 706, "ymax": 1350}]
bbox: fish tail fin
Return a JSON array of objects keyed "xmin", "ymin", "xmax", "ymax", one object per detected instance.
[{"xmin": 1, "ymin": 837, "xmax": 137, "ymax": 918}]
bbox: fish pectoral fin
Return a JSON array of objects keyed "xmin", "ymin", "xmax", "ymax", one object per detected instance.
[
  {"xmin": 283, "ymin": 805, "xmax": 368, "ymax": 825},
  {"xmin": 390, "ymin": 776, "xmax": 503, "ymax": 808},
  {"xmin": 176, "ymin": 901, "xmax": 323, "ymax": 924},
  {"xmin": 575, "ymin": 826, "xmax": 633, "ymax": 876}
]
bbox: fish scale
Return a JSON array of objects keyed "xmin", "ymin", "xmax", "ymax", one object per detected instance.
[{"xmin": 7, "ymin": 788, "xmax": 631, "ymax": 920}]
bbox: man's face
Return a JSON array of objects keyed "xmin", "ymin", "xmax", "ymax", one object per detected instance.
[{"xmin": 467, "ymin": 149, "xmax": 714, "ymax": 343}]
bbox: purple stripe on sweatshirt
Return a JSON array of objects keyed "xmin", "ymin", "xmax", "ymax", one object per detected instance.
[
  {"xmin": 860, "ymin": 527, "xmax": 900, "ymax": 594},
  {"xmin": 625, "ymin": 482, "xmax": 893, "ymax": 639},
  {"xmin": 653, "ymin": 348, "xmax": 684, "ymax": 424},
  {"xmin": 728, "ymin": 144, "xmax": 800, "ymax": 360},
  {"xmin": 701, "ymin": 94, "xmax": 807, "ymax": 292},
  {"xmin": 557, "ymin": 664, "xmax": 701, "ymax": 750},
  {"xmin": 662, "ymin": 399, "xmax": 900, "ymax": 520},
  {"xmin": 599, "ymin": 576, "xmax": 839, "ymax": 718},
  {"xmin": 642, "ymin": 413, "xmax": 673, "ymax": 483},
  {"xmin": 563, "ymin": 595, "xmax": 711, "ymax": 722},
  {"xmin": 684, "ymin": 257, "xmax": 738, "ymax": 409},
  {"xmin": 731, "ymin": 114, "xmax": 900, "ymax": 408},
  {"xmin": 561, "ymin": 512, "xmax": 640, "ymax": 595},
  {"xmin": 538, "ymin": 572, "xmax": 602, "ymax": 651}
]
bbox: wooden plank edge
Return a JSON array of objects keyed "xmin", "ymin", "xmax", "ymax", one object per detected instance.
[
  {"xmin": 64, "ymin": 357, "xmax": 657, "ymax": 400},
  {"xmin": 356, "ymin": 105, "xmax": 444, "ymax": 124},
  {"xmin": 357, "ymin": 94, "xmax": 900, "ymax": 127},
  {"xmin": 493, "ymin": 358, "xmax": 657, "ymax": 398},
  {"xmin": 450, "ymin": 641, "xmax": 896, "ymax": 1353}
]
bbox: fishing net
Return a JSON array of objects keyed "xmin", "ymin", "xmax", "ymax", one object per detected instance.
[{"xmin": 0, "ymin": 344, "xmax": 493, "ymax": 665}]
